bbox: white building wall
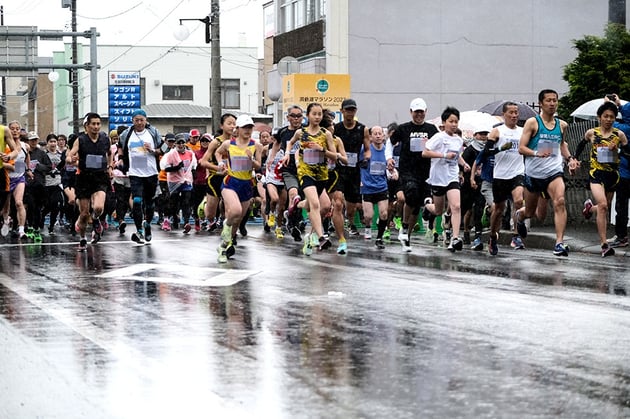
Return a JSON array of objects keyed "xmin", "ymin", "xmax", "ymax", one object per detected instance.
[
  {"xmin": 73, "ymin": 44, "xmax": 259, "ymax": 121},
  {"xmin": 345, "ymin": 0, "xmax": 614, "ymax": 125}
]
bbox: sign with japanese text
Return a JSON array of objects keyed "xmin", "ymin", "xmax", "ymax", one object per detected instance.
[
  {"xmin": 282, "ymin": 74, "xmax": 351, "ymax": 123},
  {"xmin": 108, "ymin": 71, "xmax": 141, "ymax": 131}
]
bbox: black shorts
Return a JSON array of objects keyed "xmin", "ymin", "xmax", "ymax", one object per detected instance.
[
  {"xmin": 524, "ymin": 172, "xmax": 563, "ymax": 195},
  {"xmin": 75, "ymin": 171, "xmax": 111, "ymax": 199},
  {"xmin": 362, "ymin": 191, "xmax": 389, "ymax": 204},
  {"xmin": 300, "ymin": 175, "xmax": 327, "ymax": 196},
  {"xmin": 207, "ymin": 173, "xmax": 224, "ymax": 197},
  {"xmin": 492, "ymin": 175, "xmax": 524, "ymax": 204},
  {"xmin": 431, "ymin": 181, "xmax": 460, "ymax": 197},
  {"xmin": 400, "ymin": 176, "xmax": 430, "ymax": 208},
  {"xmin": 326, "ymin": 170, "xmax": 340, "ymax": 194},
  {"xmin": 589, "ymin": 169, "xmax": 619, "ymax": 192},
  {"xmin": 336, "ymin": 169, "xmax": 361, "ymax": 203}
]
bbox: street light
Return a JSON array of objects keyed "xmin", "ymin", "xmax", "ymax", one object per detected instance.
[{"xmin": 175, "ymin": 0, "xmax": 221, "ymax": 134}]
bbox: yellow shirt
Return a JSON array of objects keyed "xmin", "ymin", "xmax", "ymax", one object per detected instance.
[
  {"xmin": 227, "ymin": 139, "xmax": 256, "ymax": 181},
  {"xmin": 297, "ymin": 128, "xmax": 328, "ymax": 181}
]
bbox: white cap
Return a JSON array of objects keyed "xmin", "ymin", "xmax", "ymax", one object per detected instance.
[
  {"xmin": 410, "ymin": 98, "xmax": 427, "ymax": 112},
  {"xmin": 474, "ymin": 123, "xmax": 492, "ymax": 134},
  {"xmin": 235, "ymin": 114, "xmax": 255, "ymax": 127}
]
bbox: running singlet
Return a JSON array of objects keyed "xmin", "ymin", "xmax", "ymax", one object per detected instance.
[
  {"xmin": 227, "ymin": 139, "xmax": 256, "ymax": 181},
  {"xmin": 78, "ymin": 132, "xmax": 110, "ymax": 173},
  {"xmin": 297, "ymin": 128, "xmax": 328, "ymax": 182},
  {"xmin": 493, "ymin": 124, "xmax": 524, "ymax": 180},
  {"xmin": 524, "ymin": 115, "xmax": 563, "ymax": 178},
  {"xmin": 589, "ymin": 127, "xmax": 621, "ymax": 174}
]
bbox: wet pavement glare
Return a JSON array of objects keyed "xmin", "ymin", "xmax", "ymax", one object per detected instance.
[{"xmin": 1, "ymin": 227, "xmax": 630, "ymax": 418}]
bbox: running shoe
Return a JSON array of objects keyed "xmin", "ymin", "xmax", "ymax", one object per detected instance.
[
  {"xmin": 275, "ymin": 227, "xmax": 284, "ymax": 239},
  {"xmin": 1, "ymin": 219, "xmax": 9, "ymax": 237},
  {"xmin": 364, "ymin": 227, "xmax": 372, "ymax": 240},
  {"xmin": 337, "ymin": 241, "xmax": 348, "ymax": 255},
  {"xmin": 553, "ymin": 242, "xmax": 569, "ymax": 257},
  {"xmin": 131, "ymin": 230, "xmax": 145, "ymax": 244},
  {"xmin": 302, "ymin": 234, "xmax": 313, "ymax": 256},
  {"xmin": 143, "ymin": 221, "xmax": 152, "ymax": 242},
  {"xmin": 267, "ymin": 213, "xmax": 276, "ymax": 228},
  {"xmin": 91, "ymin": 229, "xmax": 101, "ymax": 244},
  {"xmin": 78, "ymin": 238, "xmax": 88, "ymax": 251},
  {"xmin": 582, "ymin": 199, "xmax": 593, "ymax": 220},
  {"xmin": 515, "ymin": 209, "xmax": 528, "ymax": 239},
  {"xmin": 511, "ymin": 235, "xmax": 525, "ymax": 250},
  {"xmin": 162, "ymin": 218, "xmax": 171, "ymax": 232},
  {"xmin": 375, "ymin": 238, "xmax": 385, "ymax": 249},
  {"xmin": 194, "ymin": 218, "xmax": 201, "ymax": 232},
  {"xmin": 608, "ymin": 235, "xmax": 629, "ymax": 248},
  {"xmin": 33, "ymin": 230, "xmax": 42, "ymax": 242},
  {"xmin": 226, "ymin": 243, "xmax": 236, "ymax": 258},
  {"xmin": 445, "ymin": 229, "xmax": 452, "ymax": 246},
  {"xmin": 349, "ymin": 224, "xmax": 359, "ymax": 236},
  {"xmin": 383, "ymin": 228, "xmax": 391, "ymax": 242},
  {"xmin": 471, "ymin": 236, "xmax": 483, "ymax": 251},
  {"xmin": 239, "ymin": 222, "xmax": 248, "ymax": 237},
  {"xmin": 217, "ymin": 243, "xmax": 229, "ymax": 263},
  {"xmin": 207, "ymin": 219, "xmax": 218, "ymax": 233},
  {"xmin": 118, "ymin": 221, "xmax": 126, "ymax": 235},
  {"xmin": 291, "ymin": 225, "xmax": 302, "ymax": 242},
  {"xmin": 451, "ymin": 237, "xmax": 463, "ymax": 251},
  {"xmin": 489, "ymin": 233, "xmax": 498, "ymax": 256},
  {"xmin": 318, "ymin": 236, "xmax": 332, "ymax": 251},
  {"xmin": 221, "ymin": 223, "xmax": 232, "ymax": 243},
  {"xmin": 93, "ymin": 219, "xmax": 103, "ymax": 235},
  {"xmin": 398, "ymin": 228, "xmax": 408, "ymax": 243},
  {"xmin": 183, "ymin": 223, "xmax": 192, "ymax": 234},
  {"xmin": 393, "ymin": 216, "xmax": 402, "ymax": 231},
  {"xmin": 264, "ymin": 222, "xmax": 271, "ymax": 233},
  {"xmin": 422, "ymin": 206, "xmax": 435, "ymax": 223},
  {"xmin": 601, "ymin": 243, "xmax": 615, "ymax": 258}
]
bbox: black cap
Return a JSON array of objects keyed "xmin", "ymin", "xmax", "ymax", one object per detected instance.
[
  {"xmin": 165, "ymin": 133, "xmax": 176, "ymax": 141},
  {"xmin": 341, "ymin": 98, "xmax": 357, "ymax": 109}
]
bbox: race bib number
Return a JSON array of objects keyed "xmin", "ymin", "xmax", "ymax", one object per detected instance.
[
  {"xmin": 538, "ymin": 140, "xmax": 559, "ymax": 157},
  {"xmin": 303, "ymin": 149, "xmax": 324, "ymax": 165},
  {"xmin": 14, "ymin": 160, "xmax": 26, "ymax": 173},
  {"xmin": 346, "ymin": 152, "xmax": 358, "ymax": 167},
  {"xmin": 596, "ymin": 146, "xmax": 616, "ymax": 164},
  {"xmin": 369, "ymin": 160, "xmax": 387, "ymax": 176},
  {"xmin": 230, "ymin": 156, "xmax": 253, "ymax": 172},
  {"xmin": 410, "ymin": 137, "xmax": 426, "ymax": 152},
  {"xmin": 446, "ymin": 150, "xmax": 459, "ymax": 166},
  {"xmin": 86, "ymin": 154, "xmax": 105, "ymax": 169},
  {"xmin": 29, "ymin": 159, "xmax": 38, "ymax": 171}
]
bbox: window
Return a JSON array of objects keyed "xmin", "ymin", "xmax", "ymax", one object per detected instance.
[
  {"xmin": 279, "ymin": 0, "xmax": 325, "ymax": 33},
  {"xmin": 220, "ymin": 79, "xmax": 240, "ymax": 109},
  {"xmin": 162, "ymin": 85, "xmax": 194, "ymax": 101}
]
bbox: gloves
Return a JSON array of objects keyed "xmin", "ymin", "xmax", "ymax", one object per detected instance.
[
  {"xmin": 359, "ymin": 159, "xmax": 369, "ymax": 169},
  {"xmin": 164, "ymin": 161, "xmax": 184, "ymax": 172}
]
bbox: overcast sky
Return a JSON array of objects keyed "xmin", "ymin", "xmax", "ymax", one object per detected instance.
[{"xmin": 2, "ymin": 0, "xmax": 264, "ymax": 57}]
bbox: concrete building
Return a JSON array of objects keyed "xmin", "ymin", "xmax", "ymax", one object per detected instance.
[
  {"xmin": 262, "ymin": 0, "xmax": 629, "ymax": 126},
  {"xmin": 48, "ymin": 44, "xmax": 266, "ymax": 136}
]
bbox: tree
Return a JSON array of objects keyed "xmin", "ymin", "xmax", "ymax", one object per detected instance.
[{"xmin": 558, "ymin": 23, "xmax": 630, "ymax": 120}]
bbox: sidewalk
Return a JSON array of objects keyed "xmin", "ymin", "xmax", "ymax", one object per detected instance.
[{"xmin": 495, "ymin": 222, "xmax": 630, "ymax": 257}]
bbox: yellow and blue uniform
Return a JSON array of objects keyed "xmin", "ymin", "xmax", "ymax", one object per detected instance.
[
  {"xmin": 222, "ymin": 139, "xmax": 256, "ymax": 202},
  {"xmin": 297, "ymin": 128, "xmax": 328, "ymax": 183}
]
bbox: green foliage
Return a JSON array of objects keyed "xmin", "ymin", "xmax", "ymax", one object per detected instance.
[{"xmin": 558, "ymin": 23, "xmax": 630, "ymax": 120}]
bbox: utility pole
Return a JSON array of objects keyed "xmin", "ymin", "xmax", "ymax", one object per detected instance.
[
  {"xmin": 210, "ymin": 0, "xmax": 221, "ymax": 134},
  {"xmin": 71, "ymin": 0, "xmax": 79, "ymax": 134}
]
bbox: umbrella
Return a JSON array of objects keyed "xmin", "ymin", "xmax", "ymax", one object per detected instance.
[
  {"xmin": 427, "ymin": 111, "xmax": 503, "ymax": 141},
  {"xmin": 570, "ymin": 98, "xmax": 628, "ymax": 120},
  {"xmin": 478, "ymin": 100, "xmax": 538, "ymax": 121}
]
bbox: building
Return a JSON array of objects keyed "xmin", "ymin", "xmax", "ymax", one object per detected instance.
[
  {"xmin": 262, "ymin": 0, "xmax": 629, "ymax": 126},
  {"xmin": 47, "ymin": 44, "xmax": 267, "ymax": 136}
]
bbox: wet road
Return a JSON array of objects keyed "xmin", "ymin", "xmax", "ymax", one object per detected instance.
[{"xmin": 1, "ymin": 226, "xmax": 630, "ymax": 418}]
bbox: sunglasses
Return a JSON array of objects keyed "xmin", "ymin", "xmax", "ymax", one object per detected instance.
[{"xmin": 288, "ymin": 113, "xmax": 303, "ymax": 118}]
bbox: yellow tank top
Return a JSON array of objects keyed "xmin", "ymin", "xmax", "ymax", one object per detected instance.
[
  {"xmin": 297, "ymin": 128, "xmax": 328, "ymax": 181},
  {"xmin": 590, "ymin": 127, "xmax": 621, "ymax": 173},
  {"xmin": 228, "ymin": 139, "xmax": 256, "ymax": 181}
]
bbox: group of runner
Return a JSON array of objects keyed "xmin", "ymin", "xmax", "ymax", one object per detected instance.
[{"xmin": 2, "ymin": 88, "xmax": 629, "ymax": 261}]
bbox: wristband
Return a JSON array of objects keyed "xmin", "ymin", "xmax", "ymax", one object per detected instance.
[{"xmin": 534, "ymin": 150, "xmax": 538, "ymax": 157}]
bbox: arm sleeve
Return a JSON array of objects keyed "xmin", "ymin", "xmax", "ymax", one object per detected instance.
[{"xmin": 574, "ymin": 138, "xmax": 589, "ymax": 160}]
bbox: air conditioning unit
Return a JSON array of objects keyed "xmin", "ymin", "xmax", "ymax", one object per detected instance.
[
  {"xmin": 154, "ymin": 80, "xmax": 160, "ymax": 86},
  {"xmin": 61, "ymin": 0, "xmax": 72, "ymax": 8}
]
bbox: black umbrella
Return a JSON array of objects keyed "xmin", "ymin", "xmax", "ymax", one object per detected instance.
[{"xmin": 478, "ymin": 100, "xmax": 538, "ymax": 120}]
